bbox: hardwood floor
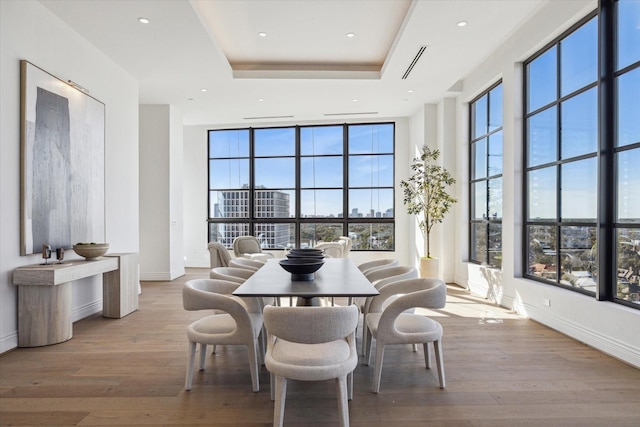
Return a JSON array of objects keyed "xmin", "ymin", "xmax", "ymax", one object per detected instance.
[{"xmin": 1, "ymin": 268, "xmax": 639, "ymax": 426}]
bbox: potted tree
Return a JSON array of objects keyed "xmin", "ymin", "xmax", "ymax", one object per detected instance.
[{"xmin": 400, "ymin": 145, "xmax": 456, "ymax": 278}]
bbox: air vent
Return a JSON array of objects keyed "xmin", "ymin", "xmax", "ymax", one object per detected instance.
[
  {"xmin": 243, "ymin": 115, "xmax": 294, "ymax": 120},
  {"xmin": 324, "ymin": 112, "xmax": 378, "ymax": 117},
  {"xmin": 402, "ymin": 45, "xmax": 427, "ymax": 79}
]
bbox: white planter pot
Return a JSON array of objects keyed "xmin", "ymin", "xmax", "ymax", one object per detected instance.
[{"xmin": 419, "ymin": 257, "xmax": 439, "ymax": 278}]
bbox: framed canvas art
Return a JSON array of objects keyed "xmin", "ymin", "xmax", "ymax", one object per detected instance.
[{"xmin": 20, "ymin": 60, "xmax": 106, "ymax": 255}]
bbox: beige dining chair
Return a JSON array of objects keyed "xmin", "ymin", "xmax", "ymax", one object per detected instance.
[
  {"xmin": 263, "ymin": 304, "xmax": 359, "ymax": 427},
  {"xmin": 363, "ymin": 278, "xmax": 447, "ymax": 393},
  {"xmin": 357, "ymin": 258, "xmax": 400, "ymax": 276},
  {"xmin": 233, "ymin": 236, "xmax": 274, "ymax": 262},
  {"xmin": 337, "ymin": 236, "xmax": 352, "ymax": 257},
  {"xmin": 314, "ymin": 241, "xmax": 344, "ymax": 258},
  {"xmin": 182, "ymin": 279, "xmax": 264, "ymax": 392},
  {"xmin": 207, "ymin": 241, "xmax": 231, "ymax": 268},
  {"xmin": 359, "ymin": 265, "xmax": 419, "ymax": 353},
  {"xmin": 229, "ymin": 258, "xmax": 265, "ymax": 272},
  {"xmin": 209, "ymin": 266, "xmax": 254, "ymax": 283}
]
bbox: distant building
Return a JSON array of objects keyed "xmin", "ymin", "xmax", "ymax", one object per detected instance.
[{"xmin": 214, "ymin": 187, "xmax": 291, "ymax": 248}]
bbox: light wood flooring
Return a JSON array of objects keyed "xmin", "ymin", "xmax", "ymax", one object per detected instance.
[{"xmin": 1, "ymin": 268, "xmax": 639, "ymax": 426}]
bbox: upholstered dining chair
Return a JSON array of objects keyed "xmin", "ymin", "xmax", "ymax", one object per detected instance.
[
  {"xmin": 337, "ymin": 236, "xmax": 352, "ymax": 257},
  {"xmin": 357, "ymin": 258, "xmax": 400, "ymax": 276},
  {"xmin": 263, "ymin": 305, "xmax": 359, "ymax": 427},
  {"xmin": 314, "ymin": 241, "xmax": 344, "ymax": 258},
  {"xmin": 207, "ymin": 241, "xmax": 231, "ymax": 268},
  {"xmin": 233, "ymin": 236, "xmax": 274, "ymax": 262},
  {"xmin": 210, "ymin": 266, "xmax": 278, "ymax": 307},
  {"xmin": 359, "ymin": 266, "xmax": 419, "ymax": 353},
  {"xmin": 209, "ymin": 266, "xmax": 255, "ymax": 283},
  {"xmin": 363, "ymin": 278, "xmax": 447, "ymax": 393},
  {"xmin": 229, "ymin": 258, "xmax": 265, "ymax": 272},
  {"xmin": 182, "ymin": 279, "xmax": 264, "ymax": 392}
]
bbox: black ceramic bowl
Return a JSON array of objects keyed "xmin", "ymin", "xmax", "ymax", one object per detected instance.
[
  {"xmin": 286, "ymin": 251, "xmax": 325, "ymax": 259},
  {"xmin": 279, "ymin": 258, "xmax": 325, "ymax": 280}
]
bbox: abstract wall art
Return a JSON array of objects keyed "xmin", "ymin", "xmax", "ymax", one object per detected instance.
[{"xmin": 20, "ymin": 60, "xmax": 105, "ymax": 255}]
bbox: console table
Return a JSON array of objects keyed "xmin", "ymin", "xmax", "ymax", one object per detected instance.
[{"xmin": 13, "ymin": 253, "xmax": 139, "ymax": 347}]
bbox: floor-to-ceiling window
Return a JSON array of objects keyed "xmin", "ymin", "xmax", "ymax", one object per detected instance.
[
  {"xmin": 469, "ymin": 82, "xmax": 503, "ymax": 268},
  {"xmin": 524, "ymin": 0, "xmax": 640, "ymax": 308},
  {"xmin": 208, "ymin": 123, "xmax": 395, "ymax": 251}
]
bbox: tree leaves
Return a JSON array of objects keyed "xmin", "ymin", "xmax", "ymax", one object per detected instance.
[{"xmin": 399, "ymin": 146, "xmax": 456, "ymax": 258}]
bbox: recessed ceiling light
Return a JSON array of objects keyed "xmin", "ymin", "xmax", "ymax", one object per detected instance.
[
  {"xmin": 200, "ymin": 88, "xmax": 207, "ymax": 92},
  {"xmin": 258, "ymin": 98, "xmax": 264, "ymax": 102},
  {"xmin": 138, "ymin": 17, "xmax": 150, "ymax": 24},
  {"xmin": 457, "ymin": 21, "xmax": 468, "ymax": 27},
  {"xmin": 407, "ymin": 89, "xmax": 414, "ymax": 93},
  {"xmin": 346, "ymin": 32, "xmax": 355, "ymax": 38},
  {"xmin": 258, "ymin": 32, "xmax": 267, "ymax": 37},
  {"xmin": 352, "ymin": 99, "xmax": 358, "ymax": 102}
]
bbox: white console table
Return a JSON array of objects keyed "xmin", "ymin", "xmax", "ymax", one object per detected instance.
[{"xmin": 13, "ymin": 253, "xmax": 139, "ymax": 347}]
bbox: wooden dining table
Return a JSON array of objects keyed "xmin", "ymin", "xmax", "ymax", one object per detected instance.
[{"xmin": 232, "ymin": 258, "xmax": 378, "ymax": 305}]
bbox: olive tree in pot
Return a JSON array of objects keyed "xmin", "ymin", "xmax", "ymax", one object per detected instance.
[{"xmin": 400, "ymin": 145, "xmax": 456, "ymax": 278}]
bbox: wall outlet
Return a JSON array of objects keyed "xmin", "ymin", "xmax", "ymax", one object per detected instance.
[{"xmin": 543, "ymin": 298, "xmax": 551, "ymax": 307}]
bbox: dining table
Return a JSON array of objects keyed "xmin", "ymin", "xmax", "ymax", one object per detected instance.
[{"xmin": 232, "ymin": 257, "xmax": 378, "ymax": 306}]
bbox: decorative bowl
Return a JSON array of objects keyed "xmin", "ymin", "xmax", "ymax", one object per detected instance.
[
  {"xmin": 287, "ymin": 249, "xmax": 324, "ymax": 260},
  {"xmin": 279, "ymin": 258, "xmax": 324, "ymax": 281},
  {"xmin": 73, "ymin": 243, "xmax": 109, "ymax": 260}
]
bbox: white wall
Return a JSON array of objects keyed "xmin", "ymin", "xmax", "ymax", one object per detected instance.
[
  {"xmin": 0, "ymin": 1, "xmax": 139, "ymax": 353},
  {"xmin": 182, "ymin": 117, "xmax": 412, "ymax": 270},
  {"xmin": 449, "ymin": 0, "xmax": 639, "ymax": 367}
]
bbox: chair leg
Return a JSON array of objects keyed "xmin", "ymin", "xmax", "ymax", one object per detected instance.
[
  {"xmin": 273, "ymin": 375, "xmax": 287, "ymax": 427},
  {"xmin": 412, "ymin": 343, "xmax": 418, "ymax": 352},
  {"xmin": 434, "ymin": 339, "xmax": 446, "ymax": 389},
  {"xmin": 360, "ymin": 312, "xmax": 368, "ymax": 355},
  {"xmin": 423, "ymin": 342, "xmax": 431, "ymax": 369},
  {"xmin": 247, "ymin": 341, "xmax": 260, "ymax": 392},
  {"xmin": 336, "ymin": 375, "xmax": 350, "ymax": 427},
  {"xmin": 372, "ymin": 344, "xmax": 386, "ymax": 393},
  {"xmin": 364, "ymin": 328, "xmax": 374, "ymax": 366},
  {"xmin": 199, "ymin": 344, "xmax": 207, "ymax": 370},
  {"xmin": 212, "ymin": 345, "xmax": 217, "ymax": 354},
  {"xmin": 347, "ymin": 371, "xmax": 353, "ymax": 401},
  {"xmin": 185, "ymin": 340, "xmax": 197, "ymax": 390},
  {"xmin": 270, "ymin": 373, "xmax": 275, "ymax": 401}
]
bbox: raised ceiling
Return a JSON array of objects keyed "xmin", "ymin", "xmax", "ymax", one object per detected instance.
[{"xmin": 40, "ymin": 0, "xmax": 547, "ymax": 125}]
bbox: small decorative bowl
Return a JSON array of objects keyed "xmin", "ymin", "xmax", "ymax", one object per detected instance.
[{"xmin": 73, "ymin": 243, "xmax": 109, "ymax": 260}]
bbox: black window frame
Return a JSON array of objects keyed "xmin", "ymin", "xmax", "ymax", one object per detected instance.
[
  {"xmin": 207, "ymin": 122, "xmax": 396, "ymax": 251},
  {"xmin": 523, "ymin": 0, "xmax": 640, "ymax": 310}
]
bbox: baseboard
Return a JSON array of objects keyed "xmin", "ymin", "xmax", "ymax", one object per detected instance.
[
  {"xmin": 71, "ymin": 299, "xmax": 102, "ymax": 323},
  {"xmin": 139, "ymin": 272, "xmax": 173, "ymax": 281},
  {"xmin": 0, "ymin": 331, "xmax": 18, "ymax": 354}
]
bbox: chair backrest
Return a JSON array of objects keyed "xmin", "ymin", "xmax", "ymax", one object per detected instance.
[
  {"xmin": 183, "ymin": 278, "xmax": 262, "ymax": 314},
  {"xmin": 229, "ymin": 258, "xmax": 264, "ymax": 271},
  {"xmin": 314, "ymin": 242, "xmax": 344, "ymax": 258},
  {"xmin": 208, "ymin": 242, "xmax": 231, "ymax": 268},
  {"xmin": 209, "ymin": 266, "xmax": 254, "ymax": 283},
  {"xmin": 367, "ymin": 278, "xmax": 447, "ymax": 315},
  {"xmin": 233, "ymin": 236, "xmax": 262, "ymax": 257},
  {"xmin": 263, "ymin": 305, "xmax": 359, "ymax": 344},
  {"xmin": 357, "ymin": 258, "xmax": 400, "ymax": 275},
  {"xmin": 337, "ymin": 236, "xmax": 352, "ymax": 257},
  {"xmin": 365, "ymin": 265, "xmax": 418, "ymax": 289}
]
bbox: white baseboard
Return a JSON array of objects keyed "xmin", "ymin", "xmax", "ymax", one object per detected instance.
[
  {"xmin": 71, "ymin": 299, "xmax": 102, "ymax": 323},
  {"xmin": 0, "ymin": 331, "xmax": 18, "ymax": 354}
]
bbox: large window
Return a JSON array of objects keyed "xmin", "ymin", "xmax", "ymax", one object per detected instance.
[
  {"xmin": 470, "ymin": 82, "xmax": 503, "ymax": 268},
  {"xmin": 208, "ymin": 123, "xmax": 395, "ymax": 251},
  {"xmin": 524, "ymin": 0, "xmax": 640, "ymax": 308}
]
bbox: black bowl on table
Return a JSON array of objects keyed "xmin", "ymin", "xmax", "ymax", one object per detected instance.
[
  {"xmin": 279, "ymin": 258, "xmax": 325, "ymax": 281},
  {"xmin": 287, "ymin": 248, "xmax": 324, "ymax": 260}
]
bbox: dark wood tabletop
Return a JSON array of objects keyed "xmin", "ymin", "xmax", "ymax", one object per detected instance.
[{"xmin": 232, "ymin": 258, "xmax": 378, "ymax": 299}]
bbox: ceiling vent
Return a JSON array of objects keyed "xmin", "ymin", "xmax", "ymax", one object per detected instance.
[{"xmin": 402, "ymin": 45, "xmax": 427, "ymax": 79}]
